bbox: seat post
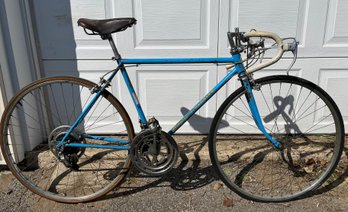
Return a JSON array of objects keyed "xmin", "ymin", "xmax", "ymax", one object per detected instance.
[{"xmin": 106, "ymin": 34, "xmax": 121, "ymax": 60}]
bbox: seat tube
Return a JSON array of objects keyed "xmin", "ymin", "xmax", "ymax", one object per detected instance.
[
  {"xmin": 239, "ymin": 73, "xmax": 282, "ymax": 148},
  {"xmin": 119, "ymin": 65, "xmax": 148, "ymax": 128}
]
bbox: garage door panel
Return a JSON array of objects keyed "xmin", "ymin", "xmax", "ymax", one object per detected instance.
[
  {"xmin": 114, "ymin": 0, "xmax": 219, "ymax": 57},
  {"xmin": 125, "ymin": 65, "xmax": 217, "ymax": 133},
  {"xmin": 318, "ymin": 68, "xmax": 348, "ymax": 124},
  {"xmin": 324, "ymin": 0, "xmax": 348, "ymax": 47},
  {"xmin": 33, "ymin": 0, "xmax": 114, "ymax": 59},
  {"xmin": 136, "ymin": 0, "xmax": 200, "ymax": 40},
  {"xmin": 70, "ymin": 0, "xmax": 107, "ymax": 41},
  {"xmin": 219, "ymin": 0, "xmax": 309, "ymax": 57},
  {"xmin": 31, "ymin": 1, "xmax": 348, "ymax": 134}
]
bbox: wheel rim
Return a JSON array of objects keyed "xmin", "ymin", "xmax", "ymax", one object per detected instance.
[
  {"xmin": 210, "ymin": 76, "xmax": 343, "ymax": 202},
  {"xmin": 0, "ymin": 77, "xmax": 134, "ymax": 202}
]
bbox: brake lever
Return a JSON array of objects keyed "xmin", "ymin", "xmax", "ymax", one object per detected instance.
[{"xmin": 283, "ymin": 38, "xmax": 299, "ymax": 75}]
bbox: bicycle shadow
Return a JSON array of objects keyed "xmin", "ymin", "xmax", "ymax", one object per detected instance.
[
  {"xmin": 311, "ymin": 145, "xmax": 348, "ymax": 196},
  {"xmin": 102, "ymin": 96, "xmax": 348, "ymax": 201},
  {"xmin": 101, "ymin": 140, "xmax": 218, "ymax": 201},
  {"xmin": 262, "ymin": 95, "xmax": 348, "ymax": 199},
  {"xmin": 232, "ymin": 94, "xmax": 348, "ymax": 200},
  {"xmin": 101, "ymin": 107, "xmax": 231, "ymax": 200},
  {"xmin": 25, "ymin": 94, "xmax": 346, "ymax": 202}
]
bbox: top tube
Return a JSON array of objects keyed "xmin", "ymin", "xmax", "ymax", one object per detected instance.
[{"xmin": 119, "ymin": 57, "xmax": 238, "ymax": 65}]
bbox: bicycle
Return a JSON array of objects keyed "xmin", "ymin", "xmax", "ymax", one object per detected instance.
[{"xmin": 0, "ymin": 17, "xmax": 344, "ymax": 203}]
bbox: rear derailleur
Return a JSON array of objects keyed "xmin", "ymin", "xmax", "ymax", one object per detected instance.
[{"xmin": 48, "ymin": 126, "xmax": 85, "ymax": 171}]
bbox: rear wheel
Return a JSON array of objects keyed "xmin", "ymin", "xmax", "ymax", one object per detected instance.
[
  {"xmin": 0, "ymin": 76, "xmax": 135, "ymax": 203},
  {"xmin": 209, "ymin": 75, "xmax": 344, "ymax": 202}
]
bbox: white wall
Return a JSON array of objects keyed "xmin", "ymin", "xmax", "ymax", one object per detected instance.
[
  {"xmin": 32, "ymin": 0, "xmax": 348, "ymax": 133},
  {"xmin": 2, "ymin": 0, "xmax": 348, "ymax": 140},
  {"xmin": 0, "ymin": 0, "xmax": 41, "ymax": 164}
]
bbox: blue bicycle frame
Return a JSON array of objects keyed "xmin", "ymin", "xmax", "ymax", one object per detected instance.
[{"xmin": 60, "ymin": 53, "xmax": 281, "ymax": 151}]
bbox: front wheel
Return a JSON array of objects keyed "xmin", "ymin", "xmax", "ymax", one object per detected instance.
[
  {"xmin": 209, "ymin": 75, "xmax": 344, "ymax": 202},
  {"xmin": 0, "ymin": 76, "xmax": 135, "ymax": 203}
]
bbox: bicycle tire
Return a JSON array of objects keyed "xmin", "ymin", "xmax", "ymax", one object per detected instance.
[
  {"xmin": 0, "ymin": 76, "xmax": 135, "ymax": 203},
  {"xmin": 209, "ymin": 75, "xmax": 344, "ymax": 202}
]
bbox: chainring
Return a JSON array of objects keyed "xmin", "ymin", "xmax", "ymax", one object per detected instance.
[{"xmin": 131, "ymin": 129, "xmax": 178, "ymax": 176}]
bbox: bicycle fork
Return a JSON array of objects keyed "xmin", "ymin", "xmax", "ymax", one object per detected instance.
[{"xmin": 239, "ymin": 73, "xmax": 282, "ymax": 149}]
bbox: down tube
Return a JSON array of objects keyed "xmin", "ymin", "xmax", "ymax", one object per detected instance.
[{"xmin": 168, "ymin": 66, "xmax": 242, "ymax": 135}]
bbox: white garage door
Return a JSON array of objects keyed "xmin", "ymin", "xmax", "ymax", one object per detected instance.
[{"xmin": 32, "ymin": 0, "xmax": 348, "ymax": 133}]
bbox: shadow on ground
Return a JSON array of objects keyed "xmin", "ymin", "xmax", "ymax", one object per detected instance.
[
  {"xmin": 312, "ymin": 145, "xmax": 348, "ymax": 196},
  {"xmin": 101, "ymin": 106, "xmax": 348, "ymax": 202},
  {"xmin": 102, "ymin": 135, "xmax": 218, "ymax": 201}
]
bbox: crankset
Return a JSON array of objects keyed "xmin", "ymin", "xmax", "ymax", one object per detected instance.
[{"xmin": 130, "ymin": 118, "xmax": 178, "ymax": 176}]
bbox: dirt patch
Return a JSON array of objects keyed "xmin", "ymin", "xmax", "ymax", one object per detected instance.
[{"xmin": 0, "ymin": 135, "xmax": 347, "ymax": 211}]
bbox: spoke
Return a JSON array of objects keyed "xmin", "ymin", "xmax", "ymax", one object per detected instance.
[
  {"xmin": 240, "ymin": 94, "xmax": 252, "ymax": 115},
  {"xmin": 279, "ymin": 82, "xmax": 282, "ymax": 96},
  {"xmin": 83, "ymin": 97, "xmax": 104, "ymax": 128},
  {"xmin": 223, "ymin": 125, "xmax": 247, "ymax": 134},
  {"xmin": 7, "ymin": 125, "xmax": 47, "ymax": 140},
  {"xmin": 68, "ymin": 86, "xmax": 85, "ymax": 124},
  {"xmin": 231, "ymin": 102, "xmax": 254, "ymax": 120},
  {"xmin": 49, "ymin": 84, "xmax": 63, "ymax": 125},
  {"xmin": 84, "ymin": 103, "xmax": 112, "ymax": 130},
  {"xmin": 81, "ymin": 93, "xmax": 93, "ymax": 111},
  {"xmin": 9, "ymin": 123, "xmax": 47, "ymax": 137},
  {"xmin": 292, "ymin": 90, "xmax": 313, "ymax": 122},
  {"xmin": 269, "ymin": 83, "xmax": 293, "ymax": 135},
  {"xmin": 60, "ymin": 83, "xmax": 70, "ymax": 124},
  {"xmin": 238, "ymin": 93, "xmax": 271, "ymax": 132},
  {"xmin": 260, "ymin": 89, "xmax": 273, "ymax": 118},
  {"xmin": 226, "ymin": 113, "xmax": 260, "ymax": 131},
  {"xmin": 29, "ymin": 89, "xmax": 61, "ymax": 129},
  {"xmin": 294, "ymin": 96, "xmax": 320, "ymax": 122},
  {"xmin": 84, "ymin": 111, "xmax": 121, "ymax": 131},
  {"xmin": 80, "ymin": 156, "xmax": 106, "ymax": 192},
  {"xmin": 291, "ymin": 86, "xmax": 303, "ymax": 121},
  {"xmin": 268, "ymin": 83, "xmax": 281, "ymax": 133},
  {"xmin": 304, "ymin": 114, "xmax": 334, "ymax": 134},
  {"xmin": 8, "ymin": 133, "xmax": 47, "ymax": 140},
  {"xmin": 296, "ymin": 104, "xmax": 327, "ymax": 123},
  {"xmin": 14, "ymin": 104, "xmax": 48, "ymax": 130}
]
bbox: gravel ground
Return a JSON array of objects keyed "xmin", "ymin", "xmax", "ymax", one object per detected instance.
[{"xmin": 1, "ymin": 135, "xmax": 348, "ymax": 212}]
